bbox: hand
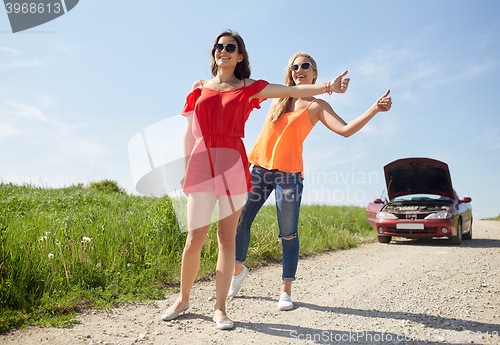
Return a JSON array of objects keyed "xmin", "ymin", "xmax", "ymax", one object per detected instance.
[
  {"xmin": 376, "ymin": 90, "xmax": 392, "ymax": 112},
  {"xmin": 330, "ymin": 70, "xmax": 350, "ymax": 93}
]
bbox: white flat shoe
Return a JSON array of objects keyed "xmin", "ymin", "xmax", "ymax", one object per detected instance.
[
  {"xmin": 213, "ymin": 316, "xmax": 234, "ymax": 330},
  {"xmin": 161, "ymin": 301, "xmax": 189, "ymax": 321}
]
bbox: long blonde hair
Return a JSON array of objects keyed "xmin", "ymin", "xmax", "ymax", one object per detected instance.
[{"xmin": 269, "ymin": 52, "xmax": 318, "ymax": 124}]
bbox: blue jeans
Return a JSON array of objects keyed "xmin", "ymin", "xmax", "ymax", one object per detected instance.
[{"xmin": 235, "ymin": 165, "xmax": 303, "ymax": 281}]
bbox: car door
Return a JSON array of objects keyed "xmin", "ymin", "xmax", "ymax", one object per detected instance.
[
  {"xmin": 456, "ymin": 192, "xmax": 472, "ymax": 232},
  {"xmin": 367, "ymin": 201, "xmax": 384, "ymax": 229}
]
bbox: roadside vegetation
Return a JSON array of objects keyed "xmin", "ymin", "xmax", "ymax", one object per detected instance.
[
  {"xmin": 0, "ymin": 181, "xmax": 375, "ymax": 332},
  {"xmin": 484, "ymin": 213, "xmax": 500, "ymax": 220}
]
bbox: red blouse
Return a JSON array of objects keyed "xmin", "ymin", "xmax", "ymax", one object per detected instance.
[{"xmin": 181, "ymin": 79, "xmax": 269, "ymax": 195}]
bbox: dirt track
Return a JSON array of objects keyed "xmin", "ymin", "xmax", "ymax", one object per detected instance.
[{"xmin": 2, "ymin": 220, "xmax": 500, "ymax": 345}]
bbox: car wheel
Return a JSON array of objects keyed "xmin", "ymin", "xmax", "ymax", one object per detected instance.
[
  {"xmin": 377, "ymin": 236, "xmax": 392, "ymax": 243},
  {"xmin": 463, "ymin": 218, "xmax": 473, "ymax": 240},
  {"xmin": 449, "ymin": 219, "xmax": 463, "ymax": 245}
]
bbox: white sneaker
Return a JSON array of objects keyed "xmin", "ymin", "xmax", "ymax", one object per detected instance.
[
  {"xmin": 278, "ymin": 292, "xmax": 293, "ymax": 311},
  {"xmin": 228, "ymin": 266, "xmax": 249, "ymax": 297}
]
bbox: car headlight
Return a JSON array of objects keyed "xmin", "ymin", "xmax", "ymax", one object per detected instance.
[
  {"xmin": 376, "ymin": 211, "xmax": 397, "ymax": 220},
  {"xmin": 424, "ymin": 211, "xmax": 451, "ymax": 219}
]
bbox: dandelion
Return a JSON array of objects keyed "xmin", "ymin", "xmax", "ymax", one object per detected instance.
[
  {"xmin": 80, "ymin": 237, "xmax": 91, "ymax": 262},
  {"xmin": 48, "ymin": 253, "xmax": 56, "ymax": 275}
]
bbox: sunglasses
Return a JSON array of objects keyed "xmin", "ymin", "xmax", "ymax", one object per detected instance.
[
  {"xmin": 214, "ymin": 43, "xmax": 238, "ymax": 53},
  {"xmin": 290, "ymin": 62, "xmax": 311, "ymax": 71}
]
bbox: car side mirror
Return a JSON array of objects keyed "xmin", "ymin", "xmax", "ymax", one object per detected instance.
[
  {"xmin": 460, "ymin": 197, "xmax": 472, "ymax": 203},
  {"xmin": 373, "ymin": 198, "xmax": 384, "ymax": 204}
]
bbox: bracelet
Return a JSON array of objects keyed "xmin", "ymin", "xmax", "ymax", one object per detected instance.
[{"xmin": 324, "ymin": 82, "xmax": 333, "ymax": 95}]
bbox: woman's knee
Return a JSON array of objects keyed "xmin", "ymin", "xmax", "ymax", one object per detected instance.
[
  {"xmin": 185, "ymin": 231, "xmax": 208, "ymax": 251},
  {"xmin": 217, "ymin": 230, "xmax": 236, "ymax": 247},
  {"xmin": 279, "ymin": 232, "xmax": 298, "ymax": 241}
]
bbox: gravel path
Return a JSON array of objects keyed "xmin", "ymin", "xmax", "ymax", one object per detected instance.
[{"xmin": 2, "ymin": 220, "xmax": 499, "ymax": 345}]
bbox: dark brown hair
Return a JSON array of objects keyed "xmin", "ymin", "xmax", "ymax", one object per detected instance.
[{"xmin": 210, "ymin": 30, "xmax": 251, "ymax": 80}]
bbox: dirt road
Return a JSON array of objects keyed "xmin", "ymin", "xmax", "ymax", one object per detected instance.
[{"xmin": 2, "ymin": 220, "xmax": 499, "ymax": 345}]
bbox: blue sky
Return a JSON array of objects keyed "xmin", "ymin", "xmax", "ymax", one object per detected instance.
[{"xmin": 1, "ymin": 0, "xmax": 499, "ymax": 219}]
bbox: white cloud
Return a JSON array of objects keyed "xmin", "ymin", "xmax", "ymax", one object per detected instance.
[
  {"xmin": 0, "ymin": 58, "xmax": 51, "ymax": 71},
  {"xmin": 0, "ymin": 124, "xmax": 19, "ymax": 139},
  {"xmin": 444, "ymin": 108, "xmax": 468, "ymax": 130},
  {"xmin": 4, "ymin": 99, "xmax": 78, "ymax": 133},
  {"xmin": 68, "ymin": 137, "xmax": 109, "ymax": 157},
  {"xmin": 6, "ymin": 100, "xmax": 49, "ymax": 122},
  {"xmin": 40, "ymin": 95, "xmax": 59, "ymax": 108},
  {"xmin": 355, "ymin": 48, "xmax": 439, "ymax": 89},
  {"xmin": 426, "ymin": 58, "xmax": 500, "ymax": 88},
  {"xmin": 399, "ymin": 89, "xmax": 417, "ymax": 102},
  {"xmin": 355, "ymin": 34, "xmax": 500, "ymax": 92},
  {"xmin": 482, "ymin": 127, "xmax": 500, "ymax": 150},
  {"xmin": 304, "ymin": 144, "xmax": 366, "ymax": 168},
  {"xmin": 358, "ymin": 123, "xmax": 377, "ymax": 135},
  {"xmin": 0, "ymin": 46, "xmax": 19, "ymax": 54}
]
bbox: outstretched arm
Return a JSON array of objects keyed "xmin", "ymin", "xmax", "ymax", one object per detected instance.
[
  {"xmin": 330, "ymin": 70, "xmax": 350, "ymax": 93},
  {"xmin": 318, "ymin": 90, "xmax": 392, "ymax": 138},
  {"xmin": 252, "ymin": 70, "xmax": 350, "ymax": 99}
]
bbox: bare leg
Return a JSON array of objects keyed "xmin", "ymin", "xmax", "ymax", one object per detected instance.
[
  {"xmin": 214, "ymin": 193, "xmax": 245, "ymax": 322},
  {"xmin": 281, "ymin": 281, "xmax": 292, "ymax": 296},
  {"xmin": 233, "ymin": 262, "xmax": 243, "ymax": 276},
  {"xmin": 165, "ymin": 192, "xmax": 217, "ymax": 313}
]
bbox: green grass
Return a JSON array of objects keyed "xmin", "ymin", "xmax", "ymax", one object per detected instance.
[
  {"xmin": 484, "ymin": 213, "xmax": 500, "ymax": 220},
  {"xmin": 0, "ymin": 181, "xmax": 375, "ymax": 332}
]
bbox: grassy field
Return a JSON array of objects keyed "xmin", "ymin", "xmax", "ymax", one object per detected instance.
[
  {"xmin": 0, "ymin": 181, "xmax": 375, "ymax": 332},
  {"xmin": 485, "ymin": 214, "xmax": 500, "ymax": 220}
]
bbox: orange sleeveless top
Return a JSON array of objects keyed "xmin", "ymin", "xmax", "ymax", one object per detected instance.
[{"xmin": 248, "ymin": 100, "xmax": 315, "ymax": 175}]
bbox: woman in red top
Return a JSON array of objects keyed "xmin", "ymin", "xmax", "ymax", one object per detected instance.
[
  {"xmin": 228, "ymin": 52, "xmax": 392, "ymax": 311},
  {"xmin": 162, "ymin": 31, "xmax": 351, "ymax": 330}
]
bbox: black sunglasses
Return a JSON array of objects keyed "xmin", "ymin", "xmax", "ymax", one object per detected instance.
[
  {"xmin": 290, "ymin": 62, "xmax": 311, "ymax": 71},
  {"xmin": 214, "ymin": 43, "xmax": 238, "ymax": 53}
]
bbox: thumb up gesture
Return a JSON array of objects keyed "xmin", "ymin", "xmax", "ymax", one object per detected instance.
[
  {"xmin": 329, "ymin": 70, "xmax": 350, "ymax": 93},
  {"xmin": 376, "ymin": 90, "xmax": 392, "ymax": 112}
]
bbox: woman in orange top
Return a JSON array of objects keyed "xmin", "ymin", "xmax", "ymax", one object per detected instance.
[
  {"xmin": 228, "ymin": 52, "xmax": 392, "ymax": 311},
  {"xmin": 162, "ymin": 32, "xmax": 351, "ymax": 330}
]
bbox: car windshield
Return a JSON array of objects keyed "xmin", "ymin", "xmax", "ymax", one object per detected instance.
[{"xmin": 392, "ymin": 194, "xmax": 452, "ymax": 202}]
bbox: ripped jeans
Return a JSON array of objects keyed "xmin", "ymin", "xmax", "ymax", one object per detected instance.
[{"xmin": 235, "ymin": 165, "xmax": 303, "ymax": 281}]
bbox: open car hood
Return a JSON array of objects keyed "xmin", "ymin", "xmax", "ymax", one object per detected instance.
[{"xmin": 384, "ymin": 158, "xmax": 455, "ymax": 201}]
